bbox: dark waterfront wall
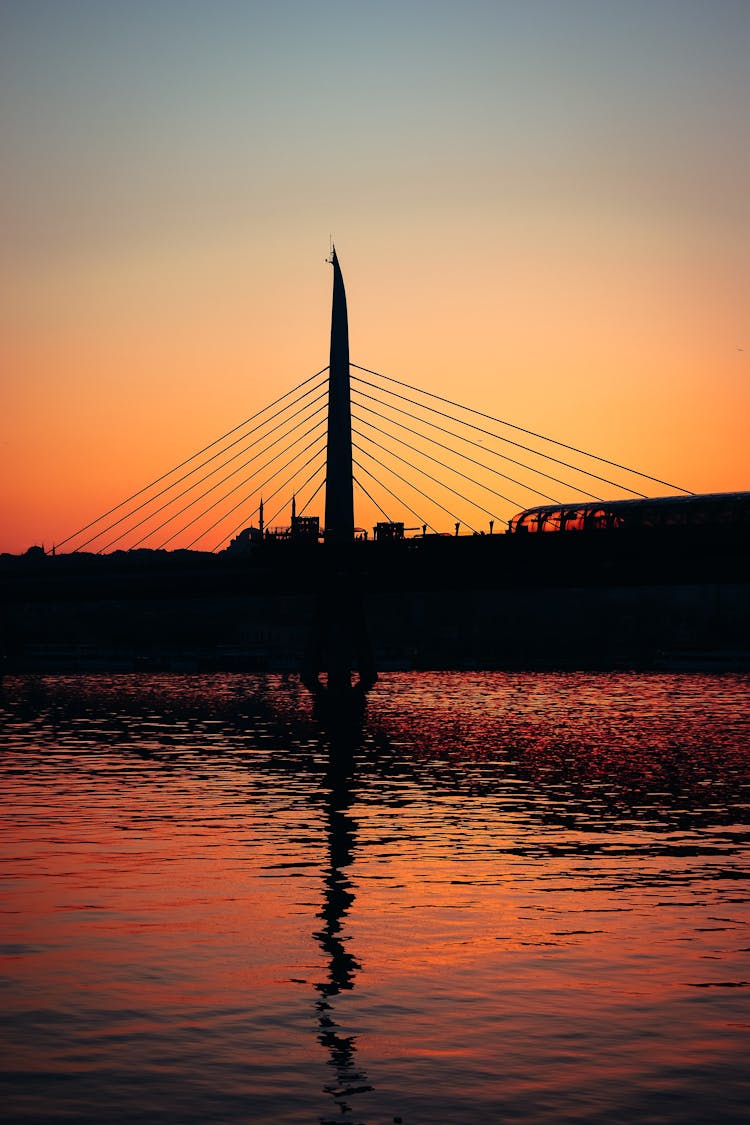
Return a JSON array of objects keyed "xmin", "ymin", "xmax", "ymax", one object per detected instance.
[
  {"xmin": 367, "ymin": 582, "xmax": 750, "ymax": 670},
  {"xmin": 2, "ymin": 528, "xmax": 749, "ymax": 671}
]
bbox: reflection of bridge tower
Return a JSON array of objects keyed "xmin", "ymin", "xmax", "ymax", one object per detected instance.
[
  {"xmin": 324, "ymin": 248, "xmax": 355, "ymax": 545},
  {"xmin": 314, "ymin": 736, "xmax": 372, "ymax": 1119}
]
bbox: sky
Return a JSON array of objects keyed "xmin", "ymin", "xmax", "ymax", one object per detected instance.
[{"xmin": 1, "ymin": 0, "xmax": 748, "ymax": 552}]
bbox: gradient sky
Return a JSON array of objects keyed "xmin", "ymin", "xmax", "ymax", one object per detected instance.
[{"xmin": 1, "ymin": 0, "xmax": 748, "ymax": 552}]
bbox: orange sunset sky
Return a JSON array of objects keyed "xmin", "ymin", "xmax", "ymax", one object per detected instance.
[{"xmin": 1, "ymin": 1, "xmax": 748, "ymax": 554}]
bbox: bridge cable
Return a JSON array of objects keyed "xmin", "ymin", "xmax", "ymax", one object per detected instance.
[
  {"xmin": 352, "ymin": 475, "xmax": 393, "ymax": 524},
  {"xmin": 100, "ymin": 409, "xmax": 326, "ymax": 552},
  {"xmin": 352, "ymin": 375, "xmax": 644, "ymax": 498},
  {"xmin": 180, "ymin": 441, "xmax": 327, "ymax": 551},
  {"xmin": 352, "ymin": 364, "xmax": 693, "ymax": 495},
  {"xmin": 97, "ymin": 401, "xmax": 328, "ymax": 552},
  {"xmin": 193, "ymin": 446, "xmax": 327, "ymax": 552},
  {"xmin": 353, "ymin": 444, "xmax": 479, "ymax": 533},
  {"xmin": 126, "ymin": 420, "xmax": 328, "ymax": 552},
  {"xmin": 352, "ymin": 418, "xmax": 538, "ymax": 512},
  {"xmin": 353, "ymin": 434, "xmax": 502, "ymax": 526},
  {"xmin": 90, "ymin": 384, "xmax": 328, "ymax": 552},
  {"xmin": 298, "ymin": 474, "xmax": 326, "ymax": 519},
  {"xmin": 352, "ymin": 400, "xmax": 562, "ymax": 505},
  {"xmin": 352, "ymin": 459, "xmax": 436, "ymax": 533},
  {"xmin": 263, "ymin": 463, "xmax": 327, "ymax": 532},
  {"xmin": 159, "ymin": 435, "xmax": 328, "ymax": 551},
  {"xmin": 210, "ymin": 463, "xmax": 328, "ymax": 552},
  {"xmin": 351, "ymin": 385, "xmax": 604, "ymax": 500},
  {"xmin": 57, "ymin": 367, "xmax": 329, "ymax": 550}
]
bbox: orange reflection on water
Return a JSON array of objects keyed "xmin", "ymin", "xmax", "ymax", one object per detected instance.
[{"xmin": 1, "ymin": 671, "xmax": 749, "ymax": 1124}]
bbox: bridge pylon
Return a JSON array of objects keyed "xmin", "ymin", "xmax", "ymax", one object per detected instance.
[
  {"xmin": 324, "ymin": 248, "xmax": 355, "ymax": 545},
  {"xmin": 302, "ymin": 248, "xmax": 376, "ymax": 701}
]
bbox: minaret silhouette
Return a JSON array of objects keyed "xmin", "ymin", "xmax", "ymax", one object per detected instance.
[{"xmin": 324, "ymin": 248, "xmax": 355, "ymax": 544}]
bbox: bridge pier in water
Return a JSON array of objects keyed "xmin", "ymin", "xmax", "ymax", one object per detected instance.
[{"xmin": 301, "ymin": 248, "xmax": 377, "ymax": 702}]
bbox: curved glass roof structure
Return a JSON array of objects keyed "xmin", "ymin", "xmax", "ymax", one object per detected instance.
[{"xmin": 508, "ymin": 492, "xmax": 750, "ymax": 534}]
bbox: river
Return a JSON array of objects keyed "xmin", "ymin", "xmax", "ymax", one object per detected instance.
[{"xmin": 1, "ymin": 671, "xmax": 749, "ymax": 1124}]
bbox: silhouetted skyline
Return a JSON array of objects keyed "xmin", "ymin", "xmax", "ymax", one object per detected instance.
[{"xmin": 2, "ymin": 2, "xmax": 748, "ymax": 553}]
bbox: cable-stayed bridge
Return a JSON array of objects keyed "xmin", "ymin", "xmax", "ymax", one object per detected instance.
[
  {"xmin": 55, "ymin": 361, "xmax": 691, "ymax": 555},
  {"xmin": 56, "ymin": 250, "xmax": 691, "ymax": 557},
  {"xmin": 4, "ymin": 252, "xmax": 749, "ymax": 681}
]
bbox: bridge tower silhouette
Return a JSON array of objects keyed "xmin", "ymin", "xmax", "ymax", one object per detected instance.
[
  {"xmin": 302, "ymin": 248, "xmax": 376, "ymax": 700},
  {"xmin": 324, "ymin": 248, "xmax": 355, "ymax": 546}
]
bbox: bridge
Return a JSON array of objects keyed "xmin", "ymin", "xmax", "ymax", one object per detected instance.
[
  {"xmin": 4, "ymin": 253, "xmax": 749, "ymax": 682},
  {"xmin": 53, "ymin": 249, "xmax": 691, "ymax": 558}
]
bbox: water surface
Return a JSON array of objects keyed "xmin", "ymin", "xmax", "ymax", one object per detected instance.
[{"xmin": 1, "ymin": 672, "xmax": 749, "ymax": 1123}]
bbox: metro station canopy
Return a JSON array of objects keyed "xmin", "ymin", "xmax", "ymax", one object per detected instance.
[{"xmin": 508, "ymin": 492, "xmax": 750, "ymax": 534}]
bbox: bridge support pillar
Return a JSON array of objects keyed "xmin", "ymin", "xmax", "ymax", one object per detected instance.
[{"xmin": 302, "ymin": 248, "xmax": 376, "ymax": 700}]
